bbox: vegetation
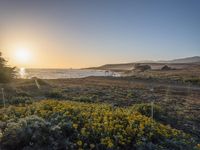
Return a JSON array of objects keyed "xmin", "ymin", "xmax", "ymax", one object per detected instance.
[
  {"xmin": 183, "ymin": 78, "xmax": 200, "ymax": 85},
  {"xmin": 1, "ymin": 76, "xmax": 200, "ymax": 141},
  {"xmin": 45, "ymin": 90, "xmax": 65, "ymax": 99},
  {"xmin": 7, "ymin": 96, "xmax": 33, "ymax": 105},
  {"xmin": 1, "ymin": 100, "xmax": 199, "ymax": 150},
  {"xmin": 0, "ymin": 52, "xmax": 16, "ymax": 83},
  {"xmin": 131, "ymin": 104, "xmax": 167, "ymax": 121},
  {"xmin": 0, "ymin": 75, "xmax": 200, "ymax": 149}
]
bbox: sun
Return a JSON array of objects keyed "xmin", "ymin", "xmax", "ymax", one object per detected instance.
[{"xmin": 15, "ymin": 48, "xmax": 31, "ymax": 63}]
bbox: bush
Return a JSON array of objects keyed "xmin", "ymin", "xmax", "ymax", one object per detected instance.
[
  {"xmin": 0, "ymin": 52, "xmax": 16, "ymax": 83},
  {"xmin": 0, "ymin": 115, "xmax": 75, "ymax": 150},
  {"xmin": 0, "ymin": 100, "xmax": 198, "ymax": 150},
  {"xmin": 131, "ymin": 103, "xmax": 168, "ymax": 122},
  {"xmin": 45, "ymin": 90, "xmax": 65, "ymax": 99},
  {"xmin": 183, "ymin": 78, "xmax": 200, "ymax": 85},
  {"xmin": 16, "ymin": 91, "xmax": 31, "ymax": 97},
  {"xmin": 1, "ymin": 115, "xmax": 48, "ymax": 150},
  {"xmin": 74, "ymin": 95, "xmax": 96, "ymax": 103},
  {"xmin": 130, "ymin": 104, "xmax": 183, "ymax": 135},
  {"xmin": 8, "ymin": 96, "xmax": 33, "ymax": 105}
]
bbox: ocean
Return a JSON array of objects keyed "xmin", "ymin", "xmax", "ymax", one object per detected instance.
[{"xmin": 17, "ymin": 68, "xmax": 120, "ymax": 79}]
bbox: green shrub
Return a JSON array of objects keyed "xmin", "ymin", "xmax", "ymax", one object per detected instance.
[
  {"xmin": 16, "ymin": 91, "xmax": 30, "ymax": 97},
  {"xmin": 74, "ymin": 95, "xmax": 96, "ymax": 103},
  {"xmin": 8, "ymin": 96, "xmax": 33, "ymax": 105},
  {"xmin": 1, "ymin": 115, "xmax": 48, "ymax": 150},
  {"xmin": 0, "ymin": 100, "xmax": 198, "ymax": 150},
  {"xmin": 45, "ymin": 90, "xmax": 64, "ymax": 99},
  {"xmin": 0, "ymin": 115, "xmax": 75, "ymax": 150},
  {"xmin": 0, "ymin": 52, "xmax": 16, "ymax": 83},
  {"xmin": 131, "ymin": 103, "xmax": 167, "ymax": 121},
  {"xmin": 184, "ymin": 78, "xmax": 200, "ymax": 85}
]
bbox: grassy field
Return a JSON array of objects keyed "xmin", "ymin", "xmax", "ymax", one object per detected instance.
[{"xmin": 0, "ymin": 74, "xmax": 200, "ymax": 149}]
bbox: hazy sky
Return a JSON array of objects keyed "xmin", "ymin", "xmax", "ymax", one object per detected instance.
[{"xmin": 0, "ymin": 0, "xmax": 200, "ymax": 68}]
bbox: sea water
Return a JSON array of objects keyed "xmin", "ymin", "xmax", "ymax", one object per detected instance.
[{"xmin": 18, "ymin": 68, "xmax": 120, "ymax": 79}]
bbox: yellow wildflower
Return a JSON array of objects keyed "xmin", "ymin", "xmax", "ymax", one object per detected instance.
[
  {"xmin": 77, "ymin": 140, "xmax": 82, "ymax": 146},
  {"xmin": 73, "ymin": 124, "xmax": 78, "ymax": 129},
  {"xmin": 90, "ymin": 144, "xmax": 95, "ymax": 149}
]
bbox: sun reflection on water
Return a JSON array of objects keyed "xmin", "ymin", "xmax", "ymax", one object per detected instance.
[{"xmin": 19, "ymin": 68, "xmax": 26, "ymax": 78}]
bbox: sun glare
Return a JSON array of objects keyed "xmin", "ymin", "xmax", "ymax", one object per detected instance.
[{"xmin": 15, "ymin": 48, "xmax": 31, "ymax": 63}]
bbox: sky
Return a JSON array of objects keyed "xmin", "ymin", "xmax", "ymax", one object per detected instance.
[{"xmin": 0, "ymin": 0, "xmax": 200, "ymax": 68}]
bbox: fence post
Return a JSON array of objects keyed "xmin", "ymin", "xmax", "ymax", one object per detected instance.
[
  {"xmin": 150, "ymin": 88, "xmax": 154, "ymax": 119},
  {"xmin": 35, "ymin": 79, "xmax": 40, "ymax": 89},
  {"xmin": 2, "ymin": 88, "xmax": 5, "ymax": 108},
  {"xmin": 151, "ymin": 100, "xmax": 154, "ymax": 119}
]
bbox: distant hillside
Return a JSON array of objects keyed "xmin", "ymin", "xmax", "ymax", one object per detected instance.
[
  {"xmin": 88, "ymin": 56, "xmax": 200, "ymax": 71},
  {"xmin": 158, "ymin": 56, "xmax": 200, "ymax": 63}
]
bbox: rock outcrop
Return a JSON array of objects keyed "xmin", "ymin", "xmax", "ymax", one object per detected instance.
[{"xmin": 133, "ymin": 64, "xmax": 151, "ymax": 72}]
